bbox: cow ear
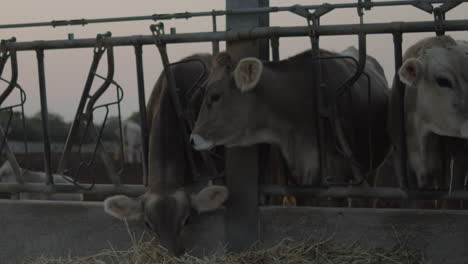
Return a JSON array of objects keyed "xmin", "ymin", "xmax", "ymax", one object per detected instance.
[
  {"xmin": 399, "ymin": 58, "xmax": 422, "ymax": 87},
  {"xmin": 190, "ymin": 185, "xmax": 229, "ymax": 213},
  {"xmin": 104, "ymin": 195, "xmax": 143, "ymax": 220},
  {"xmin": 233, "ymin": 58, "xmax": 263, "ymax": 93}
]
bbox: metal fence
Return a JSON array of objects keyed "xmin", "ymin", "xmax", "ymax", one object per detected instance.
[{"xmin": 0, "ymin": 0, "xmax": 467, "ymax": 201}]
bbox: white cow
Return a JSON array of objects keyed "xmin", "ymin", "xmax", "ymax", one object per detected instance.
[
  {"xmin": 0, "ymin": 160, "xmax": 83, "ymax": 200},
  {"xmin": 122, "ymin": 121, "xmax": 142, "ymax": 164},
  {"xmin": 388, "ymin": 36, "xmax": 468, "ymax": 188}
]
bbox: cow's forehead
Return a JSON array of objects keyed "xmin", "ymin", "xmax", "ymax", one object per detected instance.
[
  {"xmin": 144, "ymin": 189, "xmax": 189, "ymax": 213},
  {"xmin": 424, "ymin": 45, "xmax": 468, "ymax": 73}
]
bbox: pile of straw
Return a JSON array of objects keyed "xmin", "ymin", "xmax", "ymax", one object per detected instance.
[{"xmin": 30, "ymin": 235, "xmax": 427, "ymax": 264}]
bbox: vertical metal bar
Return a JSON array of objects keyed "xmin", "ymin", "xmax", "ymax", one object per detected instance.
[
  {"xmin": 271, "ymin": 37, "xmax": 279, "ymax": 62},
  {"xmin": 211, "ymin": 13, "xmax": 220, "ymax": 55},
  {"xmin": 155, "ymin": 43, "xmax": 200, "ymax": 179},
  {"xmin": 36, "ymin": 49, "xmax": 53, "ymax": 185},
  {"xmin": 258, "ymin": 0, "xmax": 270, "ymax": 60},
  {"xmin": 134, "ymin": 45, "xmax": 149, "ymax": 186},
  {"xmin": 309, "ymin": 16, "xmax": 327, "ymax": 185},
  {"xmin": 393, "ymin": 32, "xmax": 409, "ymax": 190},
  {"xmin": 224, "ymin": 0, "xmax": 266, "ymax": 253},
  {"xmin": 332, "ymin": 32, "xmax": 368, "ymax": 184}
]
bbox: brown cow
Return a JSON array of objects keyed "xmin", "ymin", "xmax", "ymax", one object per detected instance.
[
  {"xmin": 190, "ymin": 47, "xmax": 389, "ymax": 200},
  {"xmin": 380, "ymin": 36, "xmax": 468, "ymax": 208},
  {"xmin": 103, "ymin": 54, "xmax": 228, "ymax": 255}
]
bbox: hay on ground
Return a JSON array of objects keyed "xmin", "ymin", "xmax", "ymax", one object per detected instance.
[{"xmin": 30, "ymin": 235, "xmax": 427, "ymax": 264}]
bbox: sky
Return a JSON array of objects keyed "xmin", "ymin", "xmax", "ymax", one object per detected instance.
[{"xmin": 0, "ymin": 1, "xmax": 467, "ymax": 122}]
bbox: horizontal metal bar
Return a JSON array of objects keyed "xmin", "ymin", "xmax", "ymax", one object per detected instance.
[
  {"xmin": 3, "ymin": 19, "xmax": 468, "ymax": 51},
  {"xmin": 0, "ymin": 1, "xmax": 461, "ymax": 30},
  {"xmin": 0, "ymin": 183, "xmax": 146, "ymax": 196},
  {"xmin": 2, "ymin": 183, "xmax": 467, "ymax": 200},
  {"xmin": 261, "ymin": 185, "xmax": 468, "ymax": 200}
]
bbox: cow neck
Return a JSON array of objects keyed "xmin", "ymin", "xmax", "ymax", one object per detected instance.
[
  {"xmin": 148, "ymin": 83, "xmax": 187, "ymax": 189},
  {"xmin": 404, "ymin": 97, "xmax": 445, "ymax": 187},
  {"xmin": 256, "ymin": 65, "xmax": 321, "ymax": 185},
  {"xmin": 277, "ymin": 126, "xmax": 320, "ymax": 186}
]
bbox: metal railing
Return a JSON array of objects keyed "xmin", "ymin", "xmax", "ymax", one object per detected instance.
[
  {"xmin": 0, "ymin": 1, "xmax": 466, "ymax": 200},
  {"xmin": 0, "ymin": 0, "xmax": 459, "ymax": 30}
]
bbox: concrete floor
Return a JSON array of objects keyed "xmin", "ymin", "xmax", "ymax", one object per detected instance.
[{"xmin": 0, "ymin": 200, "xmax": 467, "ymax": 263}]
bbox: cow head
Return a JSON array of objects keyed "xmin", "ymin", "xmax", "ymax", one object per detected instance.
[
  {"xmin": 103, "ymin": 185, "xmax": 228, "ymax": 255},
  {"xmin": 399, "ymin": 36, "xmax": 468, "ymax": 138},
  {"xmin": 191, "ymin": 53, "xmax": 270, "ymax": 150}
]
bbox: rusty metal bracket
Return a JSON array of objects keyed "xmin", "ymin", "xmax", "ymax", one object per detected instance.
[{"xmin": 411, "ymin": 1, "xmax": 434, "ymax": 14}]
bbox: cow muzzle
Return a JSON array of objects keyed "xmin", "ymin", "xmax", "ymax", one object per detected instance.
[{"xmin": 190, "ymin": 134, "xmax": 214, "ymax": 150}]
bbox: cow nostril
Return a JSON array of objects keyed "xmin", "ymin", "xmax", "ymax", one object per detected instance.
[{"xmin": 189, "ymin": 135, "xmax": 195, "ymax": 146}]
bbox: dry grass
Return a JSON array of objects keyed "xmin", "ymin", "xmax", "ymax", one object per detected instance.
[{"xmin": 29, "ymin": 234, "xmax": 427, "ymax": 264}]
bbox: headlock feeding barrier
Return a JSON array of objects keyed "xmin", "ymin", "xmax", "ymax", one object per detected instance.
[{"xmin": 0, "ymin": 0, "xmax": 468, "ymax": 252}]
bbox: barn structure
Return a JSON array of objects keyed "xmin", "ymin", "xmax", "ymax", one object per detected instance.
[{"xmin": 0, "ymin": 0, "xmax": 467, "ymax": 263}]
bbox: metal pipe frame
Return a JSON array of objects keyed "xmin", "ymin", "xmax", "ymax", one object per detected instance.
[
  {"xmin": 0, "ymin": 182, "xmax": 467, "ymax": 201},
  {"xmin": 309, "ymin": 15, "xmax": 327, "ymax": 186},
  {"xmin": 261, "ymin": 185, "xmax": 468, "ymax": 200},
  {"xmin": 57, "ymin": 36, "xmax": 106, "ymax": 175},
  {"xmin": 151, "ymin": 36, "xmax": 201, "ymax": 180},
  {"xmin": 3, "ymin": 19, "xmax": 468, "ymax": 51},
  {"xmin": 0, "ymin": 183, "xmax": 146, "ymax": 196},
  {"xmin": 211, "ymin": 13, "xmax": 220, "ymax": 55},
  {"xmin": 134, "ymin": 45, "xmax": 149, "ymax": 186},
  {"xmin": 0, "ymin": 6, "xmax": 468, "ymax": 200},
  {"xmin": 392, "ymin": 32, "xmax": 410, "ymax": 190},
  {"xmin": 0, "ymin": 0, "xmax": 463, "ymax": 30},
  {"xmin": 36, "ymin": 49, "xmax": 53, "ymax": 185}
]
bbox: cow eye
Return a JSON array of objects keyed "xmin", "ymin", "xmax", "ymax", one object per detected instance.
[
  {"xmin": 436, "ymin": 77, "xmax": 453, "ymax": 88},
  {"xmin": 210, "ymin": 93, "xmax": 221, "ymax": 103}
]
